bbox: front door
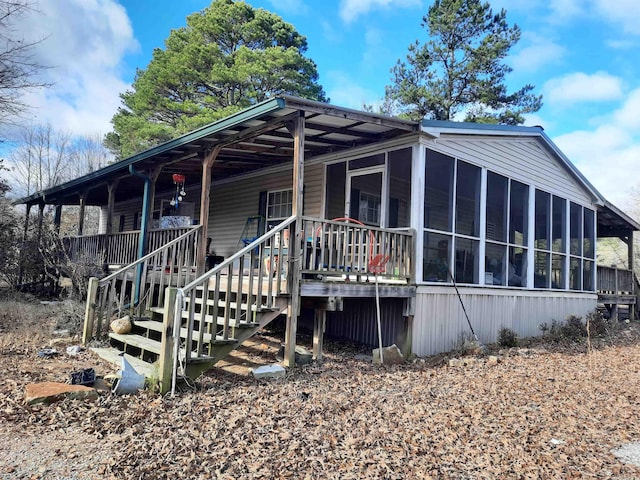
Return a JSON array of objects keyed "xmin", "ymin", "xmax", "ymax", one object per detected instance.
[{"xmin": 345, "ymin": 168, "xmax": 386, "ymax": 227}]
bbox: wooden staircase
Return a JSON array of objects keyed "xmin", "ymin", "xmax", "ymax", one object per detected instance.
[{"xmin": 85, "ymin": 216, "xmax": 296, "ymax": 393}]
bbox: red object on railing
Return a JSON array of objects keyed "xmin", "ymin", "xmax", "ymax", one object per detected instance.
[
  {"xmin": 172, "ymin": 174, "xmax": 186, "ymax": 183},
  {"xmin": 368, "ymin": 254, "xmax": 390, "ymax": 274}
]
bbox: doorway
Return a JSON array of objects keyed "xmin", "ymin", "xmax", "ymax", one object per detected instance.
[{"xmin": 345, "ymin": 168, "xmax": 386, "ymax": 227}]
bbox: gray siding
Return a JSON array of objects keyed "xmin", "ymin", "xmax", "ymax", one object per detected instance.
[
  {"xmin": 208, "ymin": 163, "xmax": 323, "ymax": 257},
  {"xmin": 427, "ymin": 136, "xmax": 593, "ymax": 206},
  {"xmin": 412, "ymin": 287, "xmax": 596, "ymax": 356}
]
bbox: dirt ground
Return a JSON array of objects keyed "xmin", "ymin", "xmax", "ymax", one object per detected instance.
[{"xmin": 2, "ymin": 292, "xmax": 640, "ymax": 479}]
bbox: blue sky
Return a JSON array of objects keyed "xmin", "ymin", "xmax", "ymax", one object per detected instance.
[{"xmin": 14, "ymin": 0, "xmax": 640, "ymax": 209}]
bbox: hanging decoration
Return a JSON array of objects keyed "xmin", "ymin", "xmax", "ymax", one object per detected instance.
[{"xmin": 170, "ymin": 173, "xmax": 186, "ymax": 209}]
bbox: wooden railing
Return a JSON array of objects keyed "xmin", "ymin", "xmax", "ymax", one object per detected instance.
[
  {"xmin": 300, "ymin": 216, "xmax": 414, "ymax": 282},
  {"xmin": 66, "ymin": 227, "xmax": 196, "ymax": 266},
  {"xmin": 175, "ymin": 215, "xmax": 296, "ymax": 363},
  {"xmin": 597, "ymin": 265, "xmax": 636, "ymax": 294},
  {"xmin": 82, "ymin": 226, "xmax": 202, "ymax": 342}
]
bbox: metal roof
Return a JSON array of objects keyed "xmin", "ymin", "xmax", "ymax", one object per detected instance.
[{"xmin": 15, "ymin": 95, "xmax": 418, "ymax": 207}]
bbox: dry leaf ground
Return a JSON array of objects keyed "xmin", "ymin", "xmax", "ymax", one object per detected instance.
[{"xmin": 2, "ymin": 292, "xmax": 640, "ymax": 479}]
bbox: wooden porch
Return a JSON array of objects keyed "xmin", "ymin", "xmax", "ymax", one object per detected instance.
[{"xmin": 597, "ymin": 265, "xmax": 638, "ymax": 320}]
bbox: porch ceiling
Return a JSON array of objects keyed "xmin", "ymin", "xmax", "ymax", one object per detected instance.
[
  {"xmin": 16, "ymin": 96, "xmax": 418, "ymax": 206},
  {"xmin": 598, "ymin": 201, "xmax": 640, "ymax": 238}
]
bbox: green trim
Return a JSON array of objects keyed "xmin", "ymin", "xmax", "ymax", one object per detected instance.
[{"xmin": 13, "ymin": 97, "xmax": 287, "ymax": 205}]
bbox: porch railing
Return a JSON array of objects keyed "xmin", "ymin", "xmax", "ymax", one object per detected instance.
[
  {"xmin": 175, "ymin": 215, "xmax": 295, "ymax": 363},
  {"xmin": 66, "ymin": 227, "xmax": 195, "ymax": 266},
  {"xmin": 82, "ymin": 225, "xmax": 202, "ymax": 342},
  {"xmin": 300, "ymin": 216, "xmax": 414, "ymax": 282},
  {"xmin": 597, "ymin": 265, "xmax": 636, "ymax": 294}
]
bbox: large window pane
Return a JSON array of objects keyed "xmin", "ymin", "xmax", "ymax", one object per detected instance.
[
  {"xmin": 455, "ymin": 161, "xmax": 481, "ymax": 236},
  {"xmin": 583, "ymin": 260, "xmax": 594, "ymax": 291},
  {"xmin": 583, "ymin": 209, "xmax": 595, "ymax": 259},
  {"xmin": 425, "ymin": 150, "xmax": 454, "ymax": 232},
  {"xmin": 423, "ymin": 232, "xmax": 451, "ymax": 282},
  {"xmin": 486, "ymin": 172, "xmax": 508, "ymax": 242},
  {"xmin": 508, "ymin": 246, "xmax": 527, "ymax": 287},
  {"xmin": 455, "ymin": 237, "xmax": 479, "ymax": 284},
  {"xmin": 535, "ymin": 190, "xmax": 550, "ymax": 250},
  {"xmin": 388, "ymin": 148, "xmax": 412, "ymax": 228},
  {"xmin": 570, "ymin": 257, "xmax": 582, "ymax": 290},
  {"xmin": 485, "ymin": 242, "xmax": 507, "ymax": 286},
  {"xmin": 570, "ymin": 202, "xmax": 582, "ymax": 256},
  {"xmin": 534, "ymin": 251, "xmax": 550, "ymax": 288},
  {"xmin": 552, "ymin": 196, "xmax": 566, "ymax": 253},
  {"xmin": 552, "ymin": 254, "xmax": 566, "ymax": 289},
  {"xmin": 509, "ymin": 181, "xmax": 529, "ymax": 245}
]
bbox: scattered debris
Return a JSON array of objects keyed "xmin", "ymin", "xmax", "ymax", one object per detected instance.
[
  {"xmin": 354, "ymin": 353, "xmax": 373, "ymax": 362},
  {"xmin": 373, "ymin": 344, "xmax": 405, "ymax": 365},
  {"xmin": 37, "ymin": 348, "xmax": 58, "ymax": 358},
  {"xmin": 550, "ymin": 438, "xmax": 566, "ymax": 446},
  {"xmin": 69, "ymin": 368, "xmax": 96, "ymax": 386},
  {"xmin": 52, "ymin": 329, "xmax": 70, "ymax": 337},
  {"xmin": 112, "ymin": 356, "xmax": 145, "ymax": 395},
  {"xmin": 276, "ymin": 345, "xmax": 313, "ymax": 365},
  {"xmin": 66, "ymin": 345, "xmax": 84, "ymax": 356},
  {"xmin": 487, "ymin": 355, "xmax": 500, "ymax": 365},
  {"xmin": 251, "ymin": 364, "xmax": 286, "ymax": 379},
  {"xmin": 25, "ymin": 382, "xmax": 97, "ymax": 405}
]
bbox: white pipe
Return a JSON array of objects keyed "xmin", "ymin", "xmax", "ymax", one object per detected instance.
[{"xmin": 375, "ymin": 276, "xmax": 384, "ymax": 365}]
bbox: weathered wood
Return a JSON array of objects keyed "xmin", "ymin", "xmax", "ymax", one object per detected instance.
[
  {"xmin": 158, "ymin": 286, "xmax": 178, "ymax": 395},
  {"xmin": 53, "ymin": 204, "xmax": 62, "ymax": 233},
  {"xmin": 78, "ymin": 193, "xmax": 87, "ymax": 236},
  {"xmin": 312, "ymin": 307, "xmax": 326, "ymax": 361},
  {"xmin": 197, "ymin": 147, "xmax": 220, "ymax": 276},
  {"xmin": 284, "ymin": 112, "xmax": 305, "ymax": 368},
  {"xmin": 106, "ymin": 180, "xmax": 119, "ymax": 235},
  {"xmin": 82, "ymin": 277, "xmax": 99, "ymax": 344}
]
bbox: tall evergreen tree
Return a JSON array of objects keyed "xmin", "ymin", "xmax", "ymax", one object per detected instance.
[
  {"xmin": 106, "ymin": 0, "xmax": 327, "ymax": 158},
  {"xmin": 385, "ymin": 0, "xmax": 541, "ymax": 124}
]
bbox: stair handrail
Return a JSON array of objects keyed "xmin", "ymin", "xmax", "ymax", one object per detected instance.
[
  {"xmin": 98, "ymin": 225, "xmax": 201, "ymax": 286},
  {"xmin": 181, "ymin": 215, "xmax": 296, "ymax": 294}
]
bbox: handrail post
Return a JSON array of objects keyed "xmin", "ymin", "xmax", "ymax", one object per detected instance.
[
  {"xmin": 158, "ymin": 286, "xmax": 178, "ymax": 394},
  {"xmin": 82, "ymin": 277, "xmax": 99, "ymax": 344}
]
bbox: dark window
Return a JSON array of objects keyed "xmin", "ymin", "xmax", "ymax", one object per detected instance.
[
  {"xmin": 570, "ymin": 202, "xmax": 582, "ymax": 256},
  {"xmin": 508, "ymin": 247, "xmax": 527, "ymax": 287},
  {"xmin": 118, "ymin": 215, "xmax": 125, "ymax": 233},
  {"xmin": 535, "ymin": 190, "xmax": 550, "ymax": 250},
  {"xmin": 552, "ymin": 196, "xmax": 566, "ymax": 253},
  {"xmin": 583, "ymin": 209, "xmax": 595, "ymax": 259},
  {"xmin": 455, "ymin": 161, "xmax": 481, "ymax": 236},
  {"xmin": 455, "ymin": 237, "xmax": 479, "ymax": 283},
  {"xmin": 509, "ymin": 181, "xmax": 528, "ymax": 245},
  {"xmin": 424, "ymin": 150, "xmax": 454, "ymax": 232},
  {"xmin": 423, "ymin": 232, "xmax": 451, "ymax": 282},
  {"xmin": 486, "ymin": 172, "xmax": 507, "ymax": 242}
]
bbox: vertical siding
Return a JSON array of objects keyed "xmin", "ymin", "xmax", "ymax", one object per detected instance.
[
  {"xmin": 324, "ymin": 298, "xmax": 408, "ymax": 347},
  {"xmin": 428, "ymin": 136, "xmax": 593, "ymax": 205},
  {"xmin": 412, "ymin": 287, "xmax": 597, "ymax": 356}
]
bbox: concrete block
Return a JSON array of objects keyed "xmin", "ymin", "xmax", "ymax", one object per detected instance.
[{"xmin": 251, "ymin": 364, "xmax": 286, "ymax": 379}]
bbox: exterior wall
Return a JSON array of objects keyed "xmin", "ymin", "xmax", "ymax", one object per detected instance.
[
  {"xmin": 412, "ymin": 286, "xmax": 597, "ymax": 356},
  {"xmin": 208, "ymin": 162, "xmax": 323, "ymax": 257},
  {"xmin": 425, "ymin": 136, "xmax": 593, "ymax": 205}
]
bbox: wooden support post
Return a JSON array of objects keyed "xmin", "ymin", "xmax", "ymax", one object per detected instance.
[
  {"xmin": 53, "ymin": 204, "xmax": 62, "ymax": 233},
  {"xmin": 612, "ymin": 264, "xmax": 619, "ymax": 322},
  {"xmin": 82, "ymin": 277, "xmax": 99, "ymax": 344},
  {"xmin": 197, "ymin": 147, "xmax": 220, "ymax": 276},
  {"xmin": 105, "ymin": 180, "xmax": 118, "ymax": 235},
  {"xmin": 158, "ymin": 286, "xmax": 178, "ymax": 395},
  {"xmin": 628, "ymin": 231, "xmax": 636, "ymax": 320},
  {"xmin": 284, "ymin": 111, "xmax": 305, "ymax": 368},
  {"xmin": 35, "ymin": 203, "xmax": 45, "ymax": 246},
  {"xmin": 78, "ymin": 193, "xmax": 87, "ymax": 236},
  {"xmin": 17, "ymin": 203, "xmax": 32, "ymax": 285},
  {"xmin": 312, "ymin": 306, "xmax": 326, "ymax": 361}
]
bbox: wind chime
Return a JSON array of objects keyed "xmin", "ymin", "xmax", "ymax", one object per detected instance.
[{"xmin": 170, "ymin": 173, "xmax": 186, "ymax": 209}]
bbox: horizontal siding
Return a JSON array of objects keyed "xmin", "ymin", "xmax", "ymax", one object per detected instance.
[
  {"xmin": 428, "ymin": 136, "xmax": 593, "ymax": 206},
  {"xmin": 412, "ymin": 287, "xmax": 597, "ymax": 356},
  {"xmin": 208, "ymin": 163, "xmax": 323, "ymax": 257}
]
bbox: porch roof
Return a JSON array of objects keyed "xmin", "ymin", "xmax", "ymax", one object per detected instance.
[{"xmin": 15, "ymin": 96, "xmax": 419, "ymax": 207}]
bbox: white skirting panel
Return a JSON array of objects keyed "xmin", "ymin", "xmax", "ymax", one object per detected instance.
[{"xmin": 412, "ymin": 286, "xmax": 597, "ymax": 356}]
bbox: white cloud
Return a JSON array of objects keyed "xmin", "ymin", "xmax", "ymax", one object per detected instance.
[
  {"xmin": 266, "ymin": 0, "xmax": 309, "ymax": 16},
  {"xmin": 543, "ymin": 72, "xmax": 624, "ymax": 104},
  {"xmin": 339, "ymin": 0, "xmax": 421, "ymax": 23},
  {"xmin": 325, "ymin": 71, "xmax": 380, "ymax": 109},
  {"xmin": 612, "ymin": 88, "xmax": 640, "ymax": 130},
  {"xmin": 592, "ymin": 0, "xmax": 640, "ymax": 35},
  {"xmin": 12, "ymin": 0, "xmax": 138, "ymax": 136},
  {"xmin": 510, "ymin": 33, "xmax": 565, "ymax": 72}
]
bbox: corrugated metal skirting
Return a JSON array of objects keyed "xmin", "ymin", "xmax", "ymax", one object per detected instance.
[
  {"xmin": 301, "ymin": 298, "xmax": 408, "ymax": 348},
  {"xmin": 412, "ymin": 288, "xmax": 597, "ymax": 356}
]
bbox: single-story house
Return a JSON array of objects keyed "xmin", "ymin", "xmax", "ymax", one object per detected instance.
[{"xmin": 16, "ymin": 96, "xmax": 639, "ymax": 392}]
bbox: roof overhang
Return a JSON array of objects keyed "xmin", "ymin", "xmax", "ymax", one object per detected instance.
[{"xmin": 14, "ymin": 96, "xmax": 418, "ymax": 207}]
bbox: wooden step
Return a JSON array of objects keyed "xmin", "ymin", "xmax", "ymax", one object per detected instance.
[
  {"xmin": 90, "ymin": 347, "xmax": 157, "ymax": 378},
  {"xmin": 133, "ymin": 320, "xmax": 238, "ymax": 345},
  {"xmin": 109, "ymin": 332, "xmax": 162, "ymax": 354},
  {"xmin": 184, "ymin": 296, "xmax": 282, "ymax": 313},
  {"xmin": 180, "ymin": 311, "xmax": 259, "ymax": 329}
]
